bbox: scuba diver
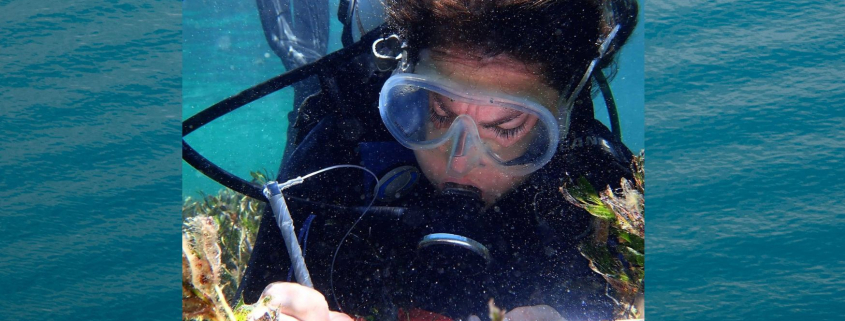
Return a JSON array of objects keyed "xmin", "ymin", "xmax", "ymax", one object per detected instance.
[{"xmin": 183, "ymin": 0, "xmax": 640, "ymax": 320}]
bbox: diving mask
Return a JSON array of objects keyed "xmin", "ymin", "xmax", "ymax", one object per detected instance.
[{"xmin": 378, "ymin": 52, "xmax": 561, "ymax": 177}]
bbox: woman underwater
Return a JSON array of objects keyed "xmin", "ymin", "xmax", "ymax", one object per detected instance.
[{"xmin": 236, "ymin": 0, "xmax": 640, "ymax": 320}]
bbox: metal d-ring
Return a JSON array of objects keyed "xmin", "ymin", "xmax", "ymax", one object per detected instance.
[{"xmin": 372, "ymin": 34, "xmax": 408, "ymax": 72}]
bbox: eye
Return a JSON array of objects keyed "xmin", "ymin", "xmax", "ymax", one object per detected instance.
[
  {"xmin": 428, "ymin": 95, "xmax": 455, "ymax": 128},
  {"xmin": 489, "ymin": 123, "xmax": 526, "ymax": 139},
  {"xmin": 482, "ymin": 112, "xmax": 529, "ymax": 140},
  {"xmin": 428, "ymin": 108, "xmax": 451, "ymax": 127}
]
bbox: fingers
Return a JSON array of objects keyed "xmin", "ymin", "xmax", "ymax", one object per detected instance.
[
  {"xmin": 504, "ymin": 305, "xmax": 566, "ymax": 321},
  {"xmin": 268, "ymin": 282, "xmax": 330, "ymax": 320},
  {"xmin": 251, "ymin": 282, "xmax": 335, "ymax": 321},
  {"xmin": 273, "ymin": 313, "xmax": 303, "ymax": 321},
  {"xmin": 247, "ymin": 305, "xmax": 296, "ymax": 321},
  {"xmin": 329, "ymin": 311, "xmax": 355, "ymax": 321}
]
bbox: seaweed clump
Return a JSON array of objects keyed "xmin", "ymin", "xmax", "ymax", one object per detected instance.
[
  {"xmin": 183, "ymin": 216, "xmax": 237, "ymax": 321},
  {"xmin": 182, "ymin": 171, "xmax": 269, "ymax": 321},
  {"xmin": 561, "ymin": 151, "xmax": 645, "ymax": 320}
]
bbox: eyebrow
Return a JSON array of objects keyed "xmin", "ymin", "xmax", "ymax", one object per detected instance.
[{"xmin": 434, "ymin": 94, "xmax": 525, "ymax": 127}]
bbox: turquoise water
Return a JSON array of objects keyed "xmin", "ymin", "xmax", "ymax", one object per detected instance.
[
  {"xmin": 182, "ymin": 0, "xmax": 290, "ymax": 200},
  {"xmin": 181, "ymin": 0, "xmax": 645, "ymax": 199},
  {"xmin": 3, "ymin": 0, "xmax": 843, "ymax": 320},
  {"xmin": 182, "ymin": 0, "xmax": 346, "ymax": 199},
  {"xmin": 647, "ymin": 0, "xmax": 845, "ymax": 318},
  {"xmin": 1, "ymin": 1, "xmax": 182, "ymax": 319}
]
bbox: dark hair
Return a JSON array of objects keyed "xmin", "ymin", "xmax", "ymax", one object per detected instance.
[
  {"xmin": 385, "ymin": 0, "xmax": 607, "ymax": 91},
  {"xmin": 597, "ymin": 0, "xmax": 639, "ymax": 75}
]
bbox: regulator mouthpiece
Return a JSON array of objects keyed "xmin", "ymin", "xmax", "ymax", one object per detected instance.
[{"xmin": 416, "ymin": 184, "xmax": 491, "ymax": 274}]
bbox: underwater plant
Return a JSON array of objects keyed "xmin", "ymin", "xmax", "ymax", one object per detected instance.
[
  {"xmin": 182, "ymin": 170, "xmax": 269, "ymax": 301},
  {"xmin": 561, "ymin": 151, "xmax": 645, "ymax": 320},
  {"xmin": 182, "ymin": 211, "xmax": 286, "ymax": 321},
  {"xmin": 182, "ymin": 216, "xmax": 237, "ymax": 321},
  {"xmin": 182, "ymin": 171, "xmax": 269, "ymax": 321}
]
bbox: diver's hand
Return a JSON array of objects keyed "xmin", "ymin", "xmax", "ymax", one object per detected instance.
[
  {"xmin": 247, "ymin": 282, "xmax": 354, "ymax": 321},
  {"xmin": 466, "ymin": 305, "xmax": 566, "ymax": 321},
  {"xmin": 502, "ymin": 305, "xmax": 566, "ymax": 321}
]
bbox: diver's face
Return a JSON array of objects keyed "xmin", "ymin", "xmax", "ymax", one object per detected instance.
[{"xmin": 413, "ymin": 47, "xmax": 560, "ymax": 205}]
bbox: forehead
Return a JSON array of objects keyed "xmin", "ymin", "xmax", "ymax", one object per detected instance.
[{"xmin": 419, "ymin": 47, "xmax": 560, "ymax": 112}]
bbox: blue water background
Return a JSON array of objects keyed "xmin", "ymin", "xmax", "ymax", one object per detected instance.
[
  {"xmin": 181, "ymin": 0, "xmax": 645, "ymax": 199},
  {"xmin": 4, "ymin": 0, "xmax": 843, "ymax": 320},
  {"xmin": 0, "ymin": 1, "xmax": 181, "ymax": 320},
  {"xmin": 182, "ymin": 0, "xmax": 344, "ymax": 199},
  {"xmin": 647, "ymin": 0, "xmax": 845, "ymax": 319}
]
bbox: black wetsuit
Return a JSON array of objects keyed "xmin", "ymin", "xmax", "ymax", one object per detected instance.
[
  {"xmin": 237, "ymin": 94, "xmax": 634, "ymax": 321},
  {"xmin": 239, "ymin": 1, "xmax": 638, "ymax": 319}
]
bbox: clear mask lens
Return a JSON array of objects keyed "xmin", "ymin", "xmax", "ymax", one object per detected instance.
[{"xmin": 380, "ymin": 74, "xmax": 559, "ymax": 176}]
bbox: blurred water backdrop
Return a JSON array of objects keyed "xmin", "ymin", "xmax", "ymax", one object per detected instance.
[
  {"xmin": 646, "ymin": 0, "xmax": 845, "ymax": 319},
  {"xmin": 1, "ymin": 0, "xmax": 182, "ymax": 320},
  {"xmin": 3, "ymin": 0, "xmax": 843, "ymax": 320}
]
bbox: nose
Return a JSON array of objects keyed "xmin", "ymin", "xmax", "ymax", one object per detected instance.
[
  {"xmin": 446, "ymin": 116, "xmax": 482, "ymax": 177},
  {"xmin": 452, "ymin": 129, "xmax": 468, "ymax": 157},
  {"xmin": 447, "ymin": 136, "xmax": 471, "ymax": 175}
]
